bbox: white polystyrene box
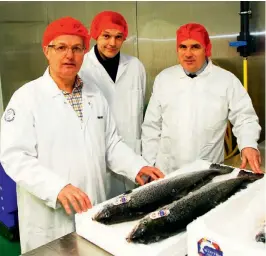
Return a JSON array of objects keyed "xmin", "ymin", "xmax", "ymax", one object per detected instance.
[
  {"xmin": 187, "ymin": 177, "xmax": 266, "ymax": 256},
  {"xmin": 75, "ymin": 160, "xmax": 212, "ymax": 256}
]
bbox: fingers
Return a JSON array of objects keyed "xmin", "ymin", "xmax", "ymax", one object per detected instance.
[
  {"xmin": 81, "ymin": 192, "xmax": 92, "ymax": 209},
  {"xmin": 241, "ymin": 149, "xmax": 263, "ymax": 174},
  {"xmin": 58, "ymin": 193, "xmax": 82, "ymax": 215},
  {"xmin": 141, "ymin": 167, "xmax": 165, "ymax": 178},
  {"xmin": 57, "ymin": 185, "xmax": 92, "ymax": 215},
  {"xmin": 144, "ymin": 171, "xmax": 160, "ymax": 181},
  {"xmin": 136, "ymin": 166, "xmax": 165, "ymax": 185},
  {"xmin": 77, "ymin": 190, "xmax": 92, "ymax": 210},
  {"xmin": 248, "ymin": 157, "xmax": 263, "ymax": 174},
  {"xmin": 67, "ymin": 193, "xmax": 83, "ymax": 214},
  {"xmin": 135, "ymin": 174, "xmax": 145, "ymax": 186},
  {"xmin": 258, "ymin": 154, "xmax": 262, "ymax": 166},
  {"xmin": 152, "ymin": 167, "xmax": 165, "ymax": 178},
  {"xmin": 240, "ymin": 156, "xmax": 247, "ymax": 169},
  {"xmin": 249, "ymin": 161, "xmax": 261, "ymax": 174},
  {"xmin": 60, "ymin": 197, "xmax": 72, "ymax": 215}
]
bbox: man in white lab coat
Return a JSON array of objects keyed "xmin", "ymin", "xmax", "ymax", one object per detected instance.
[
  {"xmin": 0, "ymin": 17, "xmax": 164, "ymax": 253},
  {"xmin": 79, "ymin": 11, "xmax": 146, "ymax": 199},
  {"xmin": 142, "ymin": 23, "xmax": 262, "ymax": 175}
]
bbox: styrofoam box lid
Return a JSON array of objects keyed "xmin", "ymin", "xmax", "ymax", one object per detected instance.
[
  {"xmin": 75, "ymin": 160, "xmax": 213, "ymax": 256},
  {"xmin": 187, "ymin": 177, "xmax": 266, "ymax": 256}
]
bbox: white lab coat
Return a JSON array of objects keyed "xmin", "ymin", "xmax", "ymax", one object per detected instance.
[
  {"xmin": 79, "ymin": 48, "xmax": 146, "ymax": 198},
  {"xmin": 0, "ymin": 69, "xmax": 147, "ymax": 253},
  {"xmin": 142, "ymin": 60, "xmax": 261, "ymax": 175}
]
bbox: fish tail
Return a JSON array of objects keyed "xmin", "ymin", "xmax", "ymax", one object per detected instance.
[{"xmin": 237, "ymin": 170, "xmax": 264, "ymax": 180}]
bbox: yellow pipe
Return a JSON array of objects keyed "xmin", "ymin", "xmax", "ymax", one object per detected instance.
[
  {"xmin": 224, "ymin": 57, "xmax": 249, "ymax": 160},
  {"xmin": 243, "ymin": 57, "xmax": 248, "ymax": 91},
  {"xmin": 224, "ymin": 146, "xmax": 239, "ymax": 160}
]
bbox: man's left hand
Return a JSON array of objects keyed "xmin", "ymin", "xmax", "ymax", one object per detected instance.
[
  {"xmin": 240, "ymin": 147, "xmax": 263, "ymax": 173},
  {"xmin": 136, "ymin": 166, "xmax": 165, "ymax": 186}
]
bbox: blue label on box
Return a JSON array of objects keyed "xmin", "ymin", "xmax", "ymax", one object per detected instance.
[{"xmin": 198, "ymin": 238, "xmax": 223, "ymax": 256}]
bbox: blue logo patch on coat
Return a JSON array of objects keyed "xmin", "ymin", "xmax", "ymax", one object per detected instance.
[{"xmin": 4, "ymin": 108, "xmax": 15, "ymax": 122}]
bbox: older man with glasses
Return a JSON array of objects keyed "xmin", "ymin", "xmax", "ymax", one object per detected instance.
[{"xmin": 0, "ymin": 16, "xmax": 164, "ymax": 253}]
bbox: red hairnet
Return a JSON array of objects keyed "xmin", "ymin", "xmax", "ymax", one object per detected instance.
[
  {"xmin": 42, "ymin": 16, "xmax": 90, "ymax": 51},
  {"xmin": 176, "ymin": 23, "xmax": 212, "ymax": 57},
  {"xmin": 90, "ymin": 11, "xmax": 128, "ymax": 40}
]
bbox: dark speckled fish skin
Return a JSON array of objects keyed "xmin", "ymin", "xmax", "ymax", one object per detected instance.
[
  {"xmin": 93, "ymin": 164, "xmax": 234, "ymax": 224},
  {"xmin": 127, "ymin": 170, "xmax": 264, "ymax": 244}
]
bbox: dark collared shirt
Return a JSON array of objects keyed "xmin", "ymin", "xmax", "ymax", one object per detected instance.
[
  {"xmin": 94, "ymin": 45, "xmax": 120, "ymax": 82},
  {"xmin": 184, "ymin": 59, "xmax": 208, "ymax": 78}
]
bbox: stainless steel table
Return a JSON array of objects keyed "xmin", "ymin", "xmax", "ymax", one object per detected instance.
[
  {"xmin": 22, "ymin": 232, "xmax": 111, "ymax": 256},
  {"xmin": 23, "ymin": 141, "xmax": 265, "ymax": 256}
]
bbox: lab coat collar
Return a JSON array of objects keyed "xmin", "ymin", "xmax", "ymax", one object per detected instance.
[
  {"xmin": 43, "ymin": 67, "xmax": 97, "ymax": 97},
  {"xmin": 43, "ymin": 68, "xmax": 62, "ymax": 97},
  {"xmin": 82, "ymin": 80, "xmax": 100, "ymax": 97},
  {"xmin": 116, "ymin": 53, "xmax": 130, "ymax": 81},
  {"xmin": 87, "ymin": 47, "xmax": 130, "ymax": 82},
  {"xmin": 87, "ymin": 47, "xmax": 100, "ymax": 66},
  {"xmin": 178, "ymin": 59, "xmax": 213, "ymax": 79}
]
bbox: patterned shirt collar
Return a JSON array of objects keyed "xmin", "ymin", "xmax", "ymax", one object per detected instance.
[
  {"xmin": 62, "ymin": 75, "xmax": 83, "ymax": 94},
  {"xmin": 73, "ymin": 75, "xmax": 83, "ymax": 91}
]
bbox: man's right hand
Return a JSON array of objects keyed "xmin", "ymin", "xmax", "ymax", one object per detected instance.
[{"xmin": 57, "ymin": 184, "xmax": 92, "ymax": 215}]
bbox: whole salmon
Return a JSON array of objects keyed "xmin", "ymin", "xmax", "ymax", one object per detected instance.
[
  {"xmin": 93, "ymin": 163, "xmax": 234, "ymax": 224},
  {"xmin": 127, "ymin": 170, "xmax": 264, "ymax": 244}
]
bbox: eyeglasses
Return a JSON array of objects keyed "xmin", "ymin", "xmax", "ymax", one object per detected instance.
[{"xmin": 47, "ymin": 44, "xmax": 85, "ymax": 55}]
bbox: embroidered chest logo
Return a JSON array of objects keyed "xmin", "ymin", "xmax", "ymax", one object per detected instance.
[{"xmin": 4, "ymin": 108, "xmax": 15, "ymax": 122}]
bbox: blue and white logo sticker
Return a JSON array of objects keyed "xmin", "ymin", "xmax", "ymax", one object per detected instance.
[
  {"xmin": 113, "ymin": 195, "xmax": 131, "ymax": 205},
  {"xmin": 150, "ymin": 208, "xmax": 170, "ymax": 220},
  {"xmin": 4, "ymin": 108, "xmax": 15, "ymax": 122}
]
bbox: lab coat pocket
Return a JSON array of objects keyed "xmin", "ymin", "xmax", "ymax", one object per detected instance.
[
  {"xmin": 93, "ymin": 116, "xmax": 105, "ymax": 147},
  {"xmin": 95, "ymin": 116, "xmax": 105, "ymax": 130},
  {"xmin": 95, "ymin": 116, "xmax": 105, "ymax": 138},
  {"xmin": 202, "ymin": 94, "xmax": 228, "ymax": 130}
]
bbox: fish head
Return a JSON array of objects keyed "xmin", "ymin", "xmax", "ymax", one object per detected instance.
[
  {"xmin": 92, "ymin": 205, "xmax": 113, "ymax": 224},
  {"xmin": 126, "ymin": 218, "xmax": 154, "ymax": 244}
]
